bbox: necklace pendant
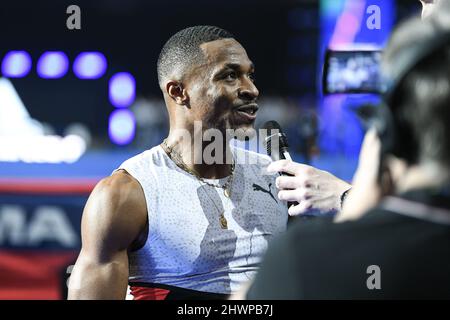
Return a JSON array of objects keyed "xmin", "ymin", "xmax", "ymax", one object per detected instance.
[
  {"xmin": 219, "ymin": 213, "xmax": 228, "ymax": 229},
  {"xmin": 224, "ymin": 187, "xmax": 231, "ymax": 198}
]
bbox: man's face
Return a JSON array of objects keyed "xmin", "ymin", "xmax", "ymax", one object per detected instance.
[
  {"xmin": 420, "ymin": 0, "xmax": 441, "ymax": 19},
  {"xmin": 184, "ymin": 38, "xmax": 259, "ymax": 136}
]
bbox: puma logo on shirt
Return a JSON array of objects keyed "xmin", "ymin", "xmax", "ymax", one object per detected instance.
[{"xmin": 253, "ymin": 183, "xmax": 278, "ymax": 203}]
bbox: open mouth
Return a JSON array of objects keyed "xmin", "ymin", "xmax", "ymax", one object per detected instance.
[{"xmin": 235, "ymin": 103, "xmax": 259, "ymax": 121}]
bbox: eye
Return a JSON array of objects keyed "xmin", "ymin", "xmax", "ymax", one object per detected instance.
[
  {"xmin": 248, "ymin": 73, "xmax": 256, "ymax": 82},
  {"xmin": 224, "ymin": 71, "xmax": 238, "ymax": 81}
]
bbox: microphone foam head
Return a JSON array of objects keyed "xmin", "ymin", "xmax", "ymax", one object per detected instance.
[
  {"xmin": 261, "ymin": 120, "xmax": 288, "ymax": 157},
  {"xmin": 261, "ymin": 120, "xmax": 282, "ymax": 132}
]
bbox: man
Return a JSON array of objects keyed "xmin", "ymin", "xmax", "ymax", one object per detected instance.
[
  {"xmin": 244, "ymin": 10, "xmax": 450, "ymax": 299},
  {"xmin": 67, "ymin": 26, "xmax": 288, "ymax": 300}
]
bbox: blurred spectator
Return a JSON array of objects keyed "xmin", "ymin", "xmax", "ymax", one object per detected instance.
[
  {"xmin": 243, "ymin": 9, "xmax": 450, "ymax": 299},
  {"xmin": 131, "ymin": 96, "xmax": 168, "ymax": 148}
]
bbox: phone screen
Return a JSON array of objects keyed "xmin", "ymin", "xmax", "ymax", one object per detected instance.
[{"xmin": 323, "ymin": 49, "xmax": 383, "ymax": 94}]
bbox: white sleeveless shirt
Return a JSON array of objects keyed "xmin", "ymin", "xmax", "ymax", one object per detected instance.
[{"xmin": 117, "ymin": 145, "xmax": 288, "ymax": 294}]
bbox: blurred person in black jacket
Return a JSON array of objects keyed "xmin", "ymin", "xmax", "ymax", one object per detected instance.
[{"xmin": 241, "ymin": 5, "xmax": 450, "ymax": 299}]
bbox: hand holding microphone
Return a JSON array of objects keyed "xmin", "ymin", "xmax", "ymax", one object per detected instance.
[{"xmin": 263, "ymin": 120, "xmax": 352, "ymax": 216}]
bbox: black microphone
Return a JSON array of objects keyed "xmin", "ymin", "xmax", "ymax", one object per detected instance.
[
  {"xmin": 262, "ymin": 120, "xmax": 292, "ymax": 162},
  {"xmin": 261, "ymin": 121, "xmax": 322, "ymax": 220},
  {"xmin": 262, "ymin": 121, "xmax": 300, "ymax": 211}
]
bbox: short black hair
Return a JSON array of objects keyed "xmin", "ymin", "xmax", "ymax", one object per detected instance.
[
  {"xmin": 157, "ymin": 25, "xmax": 235, "ymax": 87},
  {"xmin": 383, "ymin": 17, "xmax": 450, "ymax": 166},
  {"xmin": 392, "ymin": 46, "xmax": 450, "ymax": 166}
]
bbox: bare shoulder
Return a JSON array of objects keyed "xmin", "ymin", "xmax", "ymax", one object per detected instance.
[
  {"xmin": 91, "ymin": 170, "xmax": 147, "ymax": 221},
  {"xmin": 81, "ymin": 170, "xmax": 147, "ymax": 254},
  {"xmin": 95, "ymin": 170, "xmax": 145, "ymax": 206}
]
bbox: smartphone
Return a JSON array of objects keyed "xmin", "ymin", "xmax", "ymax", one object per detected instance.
[{"xmin": 322, "ymin": 49, "xmax": 383, "ymax": 94}]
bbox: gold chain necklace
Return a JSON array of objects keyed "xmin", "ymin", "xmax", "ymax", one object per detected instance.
[
  {"xmin": 161, "ymin": 139, "xmax": 235, "ymax": 198},
  {"xmin": 161, "ymin": 139, "xmax": 235, "ymax": 229}
]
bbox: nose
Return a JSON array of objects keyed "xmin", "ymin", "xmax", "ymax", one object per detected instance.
[{"xmin": 238, "ymin": 77, "xmax": 259, "ymax": 102}]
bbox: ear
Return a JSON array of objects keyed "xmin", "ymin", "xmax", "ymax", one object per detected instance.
[
  {"xmin": 382, "ymin": 155, "xmax": 408, "ymax": 194},
  {"xmin": 166, "ymin": 81, "xmax": 189, "ymax": 106}
]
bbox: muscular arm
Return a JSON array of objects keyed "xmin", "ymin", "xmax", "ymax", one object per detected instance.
[{"xmin": 68, "ymin": 171, "xmax": 147, "ymax": 300}]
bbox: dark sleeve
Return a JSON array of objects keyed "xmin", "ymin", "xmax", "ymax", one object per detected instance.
[{"xmin": 246, "ymin": 233, "xmax": 303, "ymax": 300}]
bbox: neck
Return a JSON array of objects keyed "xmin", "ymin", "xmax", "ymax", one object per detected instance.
[
  {"xmin": 395, "ymin": 162, "xmax": 450, "ymax": 194},
  {"xmin": 165, "ymin": 127, "xmax": 234, "ymax": 179}
]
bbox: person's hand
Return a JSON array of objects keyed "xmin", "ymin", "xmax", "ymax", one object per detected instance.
[
  {"xmin": 267, "ymin": 160, "xmax": 351, "ymax": 216},
  {"xmin": 335, "ymin": 128, "xmax": 382, "ymax": 222}
]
